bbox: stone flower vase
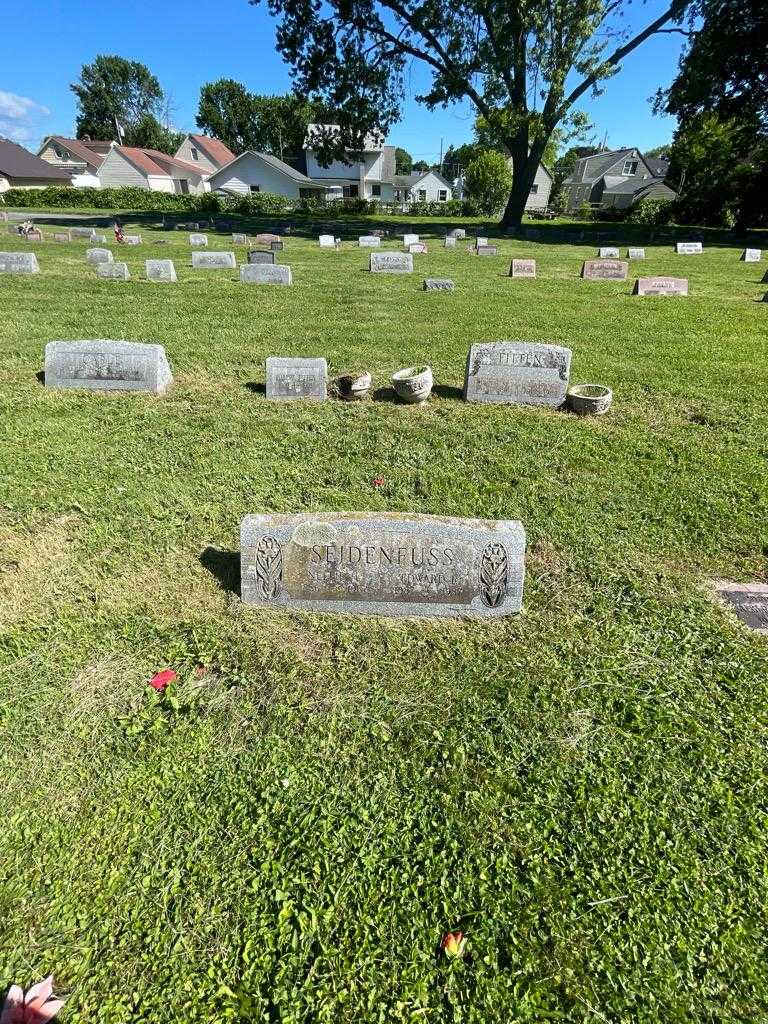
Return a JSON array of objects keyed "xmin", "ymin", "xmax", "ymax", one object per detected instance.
[
  {"xmin": 567, "ymin": 383, "xmax": 613, "ymax": 416},
  {"xmin": 392, "ymin": 365, "xmax": 433, "ymax": 404},
  {"xmin": 336, "ymin": 371, "xmax": 372, "ymax": 401}
]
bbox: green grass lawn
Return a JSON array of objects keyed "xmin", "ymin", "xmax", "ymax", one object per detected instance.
[{"xmin": 1, "ymin": 219, "xmax": 768, "ymax": 1023}]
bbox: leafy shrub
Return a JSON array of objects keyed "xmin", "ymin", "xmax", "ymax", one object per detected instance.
[
  {"xmin": 626, "ymin": 198, "xmax": 674, "ymax": 226},
  {"xmin": 230, "ymin": 192, "xmax": 291, "ymax": 215},
  {"xmin": 1, "ymin": 186, "xmax": 212, "ymax": 212},
  {"xmin": 464, "ymin": 151, "xmax": 513, "ymax": 216}
]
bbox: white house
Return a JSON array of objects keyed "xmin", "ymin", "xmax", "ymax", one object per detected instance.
[
  {"xmin": 207, "ymin": 150, "xmax": 326, "ymax": 198},
  {"xmin": 173, "ymin": 134, "xmax": 236, "ymax": 175},
  {"xmin": 508, "ymin": 160, "xmax": 553, "ymax": 211},
  {"xmin": 390, "ymin": 170, "xmax": 454, "ymax": 203},
  {"xmin": 37, "ymin": 136, "xmax": 111, "ymax": 187},
  {"xmin": 98, "ymin": 146, "xmax": 209, "ymax": 194},
  {"xmin": 303, "ymin": 124, "xmax": 396, "ymax": 200}
]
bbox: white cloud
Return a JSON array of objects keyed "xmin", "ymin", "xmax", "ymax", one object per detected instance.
[{"xmin": 0, "ymin": 90, "xmax": 50, "ymax": 121}]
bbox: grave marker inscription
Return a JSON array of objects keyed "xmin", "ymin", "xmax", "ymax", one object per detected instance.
[
  {"xmin": 370, "ymin": 252, "xmax": 413, "ymax": 274},
  {"xmin": 510, "ymin": 259, "xmax": 536, "ymax": 278},
  {"xmin": 423, "ymin": 278, "xmax": 455, "ymax": 291},
  {"xmin": 715, "ymin": 582, "xmax": 768, "ymax": 634},
  {"xmin": 247, "ymin": 250, "xmax": 276, "ymax": 265},
  {"xmin": 265, "ymin": 357, "xmax": 327, "ymax": 400},
  {"xmin": 0, "ymin": 251, "xmax": 39, "ymax": 273},
  {"xmin": 240, "ymin": 263, "xmax": 292, "ymax": 285},
  {"xmin": 676, "ymin": 241, "xmax": 703, "ymax": 254},
  {"xmin": 44, "ymin": 340, "xmax": 173, "ymax": 394},
  {"xmin": 464, "ymin": 341, "xmax": 572, "ymax": 408},
  {"xmin": 145, "ymin": 259, "xmax": 177, "ymax": 282},
  {"xmin": 86, "ymin": 248, "xmax": 113, "ymax": 265},
  {"xmin": 97, "ymin": 262, "xmax": 130, "ymax": 280},
  {"xmin": 192, "ymin": 251, "xmax": 236, "ymax": 269},
  {"xmin": 581, "ymin": 259, "xmax": 628, "ymax": 280},
  {"xmin": 633, "ymin": 276, "xmax": 688, "ymax": 296}
]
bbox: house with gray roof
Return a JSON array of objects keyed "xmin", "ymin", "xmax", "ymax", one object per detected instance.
[
  {"xmin": 207, "ymin": 150, "xmax": 327, "ymax": 198},
  {"xmin": 565, "ymin": 148, "xmax": 676, "ymax": 212},
  {"xmin": 0, "ymin": 137, "xmax": 72, "ymax": 192},
  {"xmin": 390, "ymin": 169, "xmax": 454, "ymax": 204},
  {"xmin": 38, "ymin": 136, "xmax": 111, "ymax": 187}
]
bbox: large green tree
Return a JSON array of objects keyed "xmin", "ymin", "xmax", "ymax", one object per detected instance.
[
  {"xmin": 394, "ymin": 147, "xmax": 413, "ymax": 173},
  {"xmin": 72, "ymin": 55, "xmax": 165, "ymax": 142},
  {"xmin": 464, "ymin": 150, "xmax": 513, "ymax": 215},
  {"xmin": 252, "ymin": 0, "xmax": 689, "ymax": 226}
]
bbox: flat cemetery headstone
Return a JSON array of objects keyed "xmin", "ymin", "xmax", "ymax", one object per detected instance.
[
  {"xmin": 581, "ymin": 259, "xmax": 628, "ymax": 280},
  {"xmin": 145, "ymin": 259, "xmax": 177, "ymax": 282},
  {"xmin": 240, "ymin": 263, "xmax": 292, "ymax": 285},
  {"xmin": 676, "ymin": 241, "xmax": 703, "ymax": 254},
  {"xmin": 86, "ymin": 248, "xmax": 113, "ymax": 265},
  {"xmin": 742, "ymin": 248, "xmax": 762, "ymax": 262},
  {"xmin": 403, "ymin": 233, "xmax": 419, "ymax": 246},
  {"xmin": 628, "ymin": 247, "xmax": 646, "ymax": 260},
  {"xmin": 265, "ymin": 356, "xmax": 327, "ymax": 400},
  {"xmin": 464, "ymin": 341, "xmax": 572, "ymax": 408},
  {"xmin": 370, "ymin": 251, "xmax": 413, "ymax": 274},
  {"xmin": 408, "ymin": 243, "xmax": 427, "ymax": 254},
  {"xmin": 444, "ymin": 236, "xmax": 457, "ymax": 248},
  {"xmin": 240, "ymin": 512, "xmax": 525, "ymax": 618},
  {"xmin": 54, "ymin": 232, "xmax": 70, "ymax": 242},
  {"xmin": 476, "ymin": 237, "xmax": 489, "ymax": 247},
  {"xmin": 271, "ymin": 240, "xmax": 283, "ymax": 252},
  {"xmin": 633, "ymin": 276, "xmax": 688, "ymax": 296},
  {"xmin": 192, "ymin": 251, "xmax": 236, "ymax": 269},
  {"xmin": 44, "ymin": 340, "xmax": 173, "ymax": 394},
  {"xmin": 97, "ymin": 262, "xmax": 130, "ymax": 281},
  {"xmin": 424, "ymin": 278, "xmax": 455, "ymax": 291},
  {"xmin": 599, "ymin": 246, "xmax": 619, "ymax": 258},
  {"xmin": 26, "ymin": 230, "xmax": 43, "ymax": 242},
  {"xmin": 319, "ymin": 234, "xmax": 336, "ymax": 248},
  {"xmin": 255, "ymin": 233, "xmax": 280, "ymax": 244},
  {"xmin": 247, "ymin": 249, "xmax": 276, "ymax": 265},
  {"xmin": 123, "ymin": 235, "xmax": 142, "ymax": 245},
  {"xmin": 232, "ymin": 233, "xmax": 248, "ymax": 245},
  {"xmin": 715, "ymin": 582, "xmax": 768, "ymax": 634},
  {"xmin": 449, "ymin": 228, "xmax": 466, "ymax": 239},
  {"xmin": 477, "ymin": 245, "xmax": 498, "ymax": 256},
  {"xmin": 71, "ymin": 227, "xmax": 96, "ymax": 238},
  {"xmin": 0, "ymin": 251, "xmax": 39, "ymax": 274},
  {"xmin": 189, "ymin": 233, "xmax": 208, "ymax": 246},
  {"xmin": 359, "ymin": 235, "xmax": 381, "ymax": 247},
  {"xmin": 510, "ymin": 259, "xmax": 536, "ymax": 278}
]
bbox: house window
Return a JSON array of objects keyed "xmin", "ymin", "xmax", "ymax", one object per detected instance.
[
  {"xmin": 371, "ymin": 183, "xmax": 381, "ymax": 197},
  {"xmin": 418, "ymin": 189, "xmax": 427, "ymax": 201},
  {"xmin": 529, "ymin": 183, "xmax": 539, "ymax": 194},
  {"xmin": 622, "ymin": 160, "xmax": 639, "ymax": 175},
  {"xmin": 250, "ymin": 184, "xmax": 261, "ymax": 193},
  {"xmin": 438, "ymin": 189, "xmax": 447, "ymax": 201},
  {"xmin": 343, "ymin": 184, "xmax": 359, "ymax": 197},
  {"xmin": 175, "ymin": 179, "xmax": 189, "ymax": 194},
  {"xmin": 299, "ymin": 188, "xmax": 316, "ymax": 198},
  {"xmin": 190, "ymin": 147, "xmax": 199, "ymax": 161}
]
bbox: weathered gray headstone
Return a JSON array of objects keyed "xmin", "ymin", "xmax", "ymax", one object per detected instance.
[
  {"xmin": 123, "ymin": 235, "xmax": 142, "ymax": 245},
  {"xmin": 44, "ymin": 340, "xmax": 173, "ymax": 394},
  {"xmin": 189, "ymin": 233, "xmax": 208, "ymax": 246},
  {"xmin": 89, "ymin": 234, "xmax": 107, "ymax": 243},
  {"xmin": 476, "ymin": 236, "xmax": 489, "ymax": 247},
  {"xmin": 240, "ymin": 263, "xmax": 292, "ymax": 285},
  {"xmin": 145, "ymin": 259, "xmax": 177, "ymax": 282},
  {"xmin": 240, "ymin": 512, "xmax": 526, "ymax": 618},
  {"xmin": 0, "ymin": 251, "xmax": 39, "ymax": 274},
  {"xmin": 232, "ymin": 233, "xmax": 248, "ymax": 245},
  {"xmin": 464, "ymin": 341, "xmax": 572, "ymax": 408},
  {"xmin": 581, "ymin": 259, "xmax": 628, "ymax": 280},
  {"xmin": 255, "ymin": 233, "xmax": 280, "ymax": 244},
  {"xmin": 26, "ymin": 230, "xmax": 43, "ymax": 242},
  {"xmin": 86, "ymin": 248, "xmax": 114, "ymax": 265},
  {"xmin": 633, "ymin": 276, "xmax": 688, "ymax": 296},
  {"xmin": 477, "ymin": 245, "xmax": 498, "ymax": 256},
  {"xmin": 247, "ymin": 249, "xmax": 276, "ymax": 265},
  {"xmin": 265, "ymin": 356, "xmax": 327, "ymax": 400},
  {"xmin": 448, "ymin": 228, "xmax": 466, "ymax": 239},
  {"xmin": 71, "ymin": 227, "xmax": 96, "ymax": 238},
  {"xmin": 54, "ymin": 232, "xmax": 70, "ymax": 242},
  {"xmin": 742, "ymin": 248, "xmax": 762, "ymax": 262},
  {"xmin": 423, "ymin": 278, "xmax": 455, "ymax": 291},
  {"xmin": 370, "ymin": 251, "xmax": 413, "ymax": 274},
  {"xmin": 319, "ymin": 234, "xmax": 336, "ymax": 248},
  {"xmin": 444, "ymin": 236, "xmax": 457, "ymax": 248},
  {"xmin": 676, "ymin": 241, "xmax": 703, "ymax": 254},
  {"xmin": 359, "ymin": 235, "xmax": 381, "ymax": 247},
  {"xmin": 270, "ymin": 240, "xmax": 283, "ymax": 252},
  {"xmin": 192, "ymin": 251, "xmax": 236, "ymax": 269},
  {"xmin": 628, "ymin": 247, "xmax": 646, "ymax": 260},
  {"xmin": 599, "ymin": 246, "xmax": 619, "ymax": 258},
  {"xmin": 97, "ymin": 262, "xmax": 130, "ymax": 280},
  {"xmin": 403, "ymin": 233, "xmax": 419, "ymax": 246},
  {"xmin": 715, "ymin": 582, "xmax": 768, "ymax": 634},
  {"xmin": 408, "ymin": 242, "xmax": 427, "ymax": 254},
  {"xmin": 510, "ymin": 259, "xmax": 536, "ymax": 278}
]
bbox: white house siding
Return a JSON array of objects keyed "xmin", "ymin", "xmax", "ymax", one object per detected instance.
[
  {"xmin": 525, "ymin": 165, "xmax": 552, "ymax": 210},
  {"xmin": 99, "ymin": 150, "xmax": 152, "ymax": 189},
  {"xmin": 409, "ymin": 172, "xmax": 452, "ymax": 202},
  {"xmin": 305, "ymin": 151, "xmax": 365, "ymax": 180},
  {"xmin": 71, "ymin": 172, "xmax": 101, "ymax": 188},
  {"xmin": 175, "ymin": 137, "xmax": 216, "ymax": 175},
  {"xmin": 209, "ymin": 154, "xmax": 307, "ymax": 198},
  {"xmin": 0, "ymin": 177, "xmax": 10, "ymax": 192}
]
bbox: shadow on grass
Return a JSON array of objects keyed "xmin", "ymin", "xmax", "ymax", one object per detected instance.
[
  {"xmin": 244, "ymin": 382, "xmax": 265, "ymax": 395},
  {"xmin": 200, "ymin": 546, "xmax": 241, "ymax": 596},
  {"xmin": 432, "ymin": 384, "xmax": 464, "ymax": 401},
  {"xmin": 36, "ymin": 370, "xmax": 45, "ymax": 385}
]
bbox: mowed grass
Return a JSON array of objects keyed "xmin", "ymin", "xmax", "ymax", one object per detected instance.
[{"xmin": 1, "ymin": 218, "xmax": 768, "ymax": 1023}]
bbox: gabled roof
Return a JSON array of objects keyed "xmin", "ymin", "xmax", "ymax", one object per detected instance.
[
  {"xmin": 0, "ymin": 138, "xmax": 72, "ymax": 181},
  {"xmin": 208, "ymin": 150, "xmax": 325, "ymax": 189},
  {"xmin": 304, "ymin": 123, "xmax": 385, "ymax": 152},
  {"xmin": 187, "ymin": 134, "xmax": 236, "ymax": 167},
  {"xmin": 566, "ymin": 148, "xmax": 638, "ymax": 184},
  {"xmin": 115, "ymin": 147, "xmax": 204, "ymax": 178},
  {"xmin": 40, "ymin": 136, "xmax": 109, "ymax": 170},
  {"xmin": 387, "ymin": 169, "xmax": 454, "ymax": 190},
  {"xmin": 645, "ymin": 157, "xmax": 671, "ymax": 178}
]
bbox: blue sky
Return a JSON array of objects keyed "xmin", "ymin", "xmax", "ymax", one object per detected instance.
[{"xmin": 1, "ymin": 0, "xmax": 685, "ymax": 160}]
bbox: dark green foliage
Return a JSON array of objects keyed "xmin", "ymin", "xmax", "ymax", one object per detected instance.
[
  {"xmin": 71, "ymin": 55, "xmax": 166, "ymax": 143},
  {"xmin": 128, "ymin": 114, "xmax": 185, "ymax": 156},
  {"xmin": 394, "ymin": 147, "xmax": 413, "ymax": 174},
  {"xmin": 625, "ymin": 197, "xmax": 675, "ymax": 225},
  {"xmin": 464, "ymin": 151, "xmax": 512, "ymax": 215},
  {"xmin": 1, "ymin": 186, "xmax": 220, "ymax": 213},
  {"xmin": 412, "ymin": 159, "xmax": 430, "ymax": 172}
]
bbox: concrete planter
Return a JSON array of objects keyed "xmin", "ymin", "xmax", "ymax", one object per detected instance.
[
  {"xmin": 567, "ymin": 383, "xmax": 613, "ymax": 416},
  {"xmin": 392, "ymin": 365, "xmax": 433, "ymax": 404},
  {"xmin": 336, "ymin": 371, "xmax": 372, "ymax": 401}
]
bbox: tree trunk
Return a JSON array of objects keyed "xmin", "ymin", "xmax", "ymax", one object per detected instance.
[{"xmin": 501, "ymin": 141, "xmax": 548, "ymax": 229}]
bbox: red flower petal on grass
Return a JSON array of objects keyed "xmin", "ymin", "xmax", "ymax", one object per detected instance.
[
  {"xmin": 149, "ymin": 669, "xmax": 177, "ymax": 691},
  {"xmin": 372, "ymin": 476, "xmax": 385, "ymax": 488}
]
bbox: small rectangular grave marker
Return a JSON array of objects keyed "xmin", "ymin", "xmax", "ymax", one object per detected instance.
[
  {"xmin": 232, "ymin": 233, "xmax": 248, "ymax": 245},
  {"xmin": 270, "ymin": 240, "xmax": 283, "ymax": 252},
  {"xmin": 255, "ymin": 233, "xmax": 280, "ymax": 244},
  {"xmin": 89, "ymin": 234, "xmax": 107, "ymax": 243},
  {"xmin": 44, "ymin": 340, "xmax": 172, "ymax": 394},
  {"xmin": 265, "ymin": 356, "xmax": 327, "ymax": 400},
  {"xmin": 0, "ymin": 251, "xmax": 39, "ymax": 274},
  {"xmin": 599, "ymin": 246, "xmax": 619, "ymax": 258},
  {"xmin": 123, "ymin": 235, "xmax": 142, "ymax": 245},
  {"xmin": 54, "ymin": 232, "xmax": 70, "ymax": 242},
  {"xmin": 628, "ymin": 247, "xmax": 646, "ymax": 260},
  {"xmin": 359, "ymin": 235, "xmax": 381, "ymax": 247},
  {"xmin": 71, "ymin": 227, "xmax": 96, "ymax": 238},
  {"xmin": 476, "ymin": 236, "xmax": 489, "ymax": 247},
  {"xmin": 189, "ymin": 233, "xmax": 208, "ymax": 246},
  {"xmin": 319, "ymin": 234, "xmax": 336, "ymax": 248},
  {"xmin": 192, "ymin": 251, "xmax": 236, "ymax": 269},
  {"xmin": 408, "ymin": 242, "xmax": 427, "ymax": 254},
  {"xmin": 581, "ymin": 259, "xmax": 628, "ymax": 280},
  {"xmin": 633, "ymin": 276, "xmax": 688, "ymax": 296},
  {"xmin": 241, "ymin": 512, "xmax": 525, "ymax": 618},
  {"xmin": 742, "ymin": 248, "xmax": 762, "ymax": 262},
  {"xmin": 403, "ymin": 233, "xmax": 419, "ymax": 246},
  {"xmin": 240, "ymin": 263, "xmax": 292, "ymax": 285},
  {"xmin": 424, "ymin": 278, "xmax": 455, "ymax": 291},
  {"xmin": 464, "ymin": 341, "xmax": 572, "ymax": 408},
  {"xmin": 715, "ymin": 582, "xmax": 768, "ymax": 634},
  {"xmin": 510, "ymin": 259, "xmax": 536, "ymax": 278},
  {"xmin": 247, "ymin": 249, "xmax": 276, "ymax": 265},
  {"xmin": 145, "ymin": 259, "xmax": 177, "ymax": 282},
  {"xmin": 97, "ymin": 262, "xmax": 130, "ymax": 280},
  {"xmin": 444, "ymin": 236, "xmax": 457, "ymax": 248},
  {"xmin": 86, "ymin": 248, "xmax": 113, "ymax": 265},
  {"xmin": 676, "ymin": 241, "xmax": 703, "ymax": 254},
  {"xmin": 370, "ymin": 251, "xmax": 413, "ymax": 274},
  {"xmin": 448, "ymin": 228, "xmax": 466, "ymax": 239},
  {"xmin": 477, "ymin": 245, "xmax": 498, "ymax": 256},
  {"xmin": 25, "ymin": 230, "xmax": 43, "ymax": 242}
]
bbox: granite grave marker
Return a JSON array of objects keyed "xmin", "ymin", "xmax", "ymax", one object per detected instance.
[
  {"xmin": 599, "ymin": 246, "xmax": 619, "ymax": 258},
  {"xmin": 676, "ymin": 241, "xmax": 703, "ymax": 254},
  {"xmin": 192, "ymin": 251, "xmax": 236, "ymax": 269},
  {"xmin": 628, "ymin": 247, "xmax": 646, "ymax": 260},
  {"xmin": 97, "ymin": 261, "xmax": 130, "ymax": 280},
  {"xmin": 510, "ymin": 259, "xmax": 536, "ymax": 278},
  {"xmin": 359, "ymin": 235, "xmax": 381, "ymax": 247},
  {"xmin": 742, "ymin": 248, "xmax": 762, "ymax": 262},
  {"xmin": 0, "ymin": 251, "xmax": 39, "ymax": 273},
  {"xmin": 86, "ymin": 248, "xmax": 113, "ymax": 265},
  {"xmin": 189, "ymin": 233, "xmax": 208, "ymax": 246},
  {"xmin": 423, "ymin": 278, "xmax": 455, "ymax": 291},
  {"xmin": 265, "ymin": 356, "xmax": 327, "ymax": 400},
  {"xmin": 715, "ymin": 582, "xmax": 768, "ymax": 634},
  {"xmin": 464, "ymin": 341, "xmax": 572, "ymax": 408},
  {"xmin": 145, "ymin": 259, "xmax": 177, "ymax": 282},
  {"xmin": 633, "ymin": 276, "xmax": 688, "ymax": 296},
  {"xmin": 247, "ymin": 250, "xmax": 276, "ymax": 265},
  {"xmin": 581, "ymin": 259, "xmax": 628, "ymax": 280},
  {"xmin": 370, "ymin": 251, "xmax": 413, "ymax": 274},
  {"xmin": 240, "ymin": 263, "xmax": 292, "ymax": 285},
  {"xmin": 44, "ymin": 340, "xmax": 172, "ymax": 394}
]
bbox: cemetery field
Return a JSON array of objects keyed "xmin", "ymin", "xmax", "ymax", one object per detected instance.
[{"xmin": 2, "ymin": 221, "xmax": 768, "ymax": 1023}]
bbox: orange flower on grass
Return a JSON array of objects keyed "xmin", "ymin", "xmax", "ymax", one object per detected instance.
[
  {"xmin": 1, "ymin": 978, "xmax": 66, "ymax": 1023},
  {"xmin": 149, "ymin": 669, "xmax": 177, "ymax": 691},
  {"xmin": 441, "ymin": 931, "xmax": 467, "ymax": 959}
]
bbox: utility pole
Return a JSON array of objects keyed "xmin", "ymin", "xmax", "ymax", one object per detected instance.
[{"xmin": 439, "ymin": 137, "xmax": 443, "ymax": 173}]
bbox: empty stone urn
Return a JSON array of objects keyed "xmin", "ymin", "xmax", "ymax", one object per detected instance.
[
  {"xmin": 336, "ymin": 371, "xmax": 372, "ymax": 401},
  {"xmin": 392, "ymin": 365, "xmax": 433, "ymax": 404},
  {"xmin": 567, "ymin": 383, "xmax": 613, "ymax": 416}
]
